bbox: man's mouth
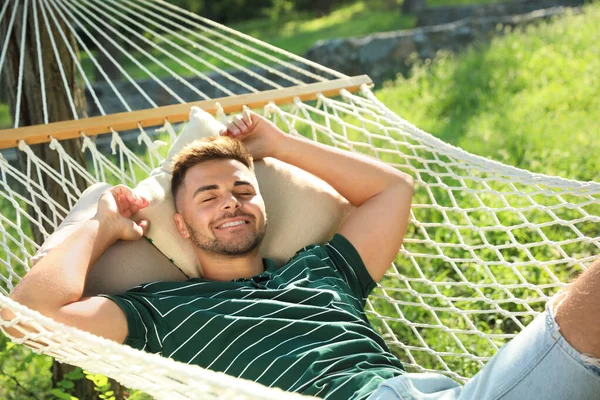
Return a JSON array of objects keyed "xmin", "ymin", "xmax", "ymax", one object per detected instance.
[
  {"xmin": 217, "ymin": 220, "xmax": 248, "ymax": 229},
  {"xmin": 214, "ymin": 216, "xmax": 252, "ymax": 229}
]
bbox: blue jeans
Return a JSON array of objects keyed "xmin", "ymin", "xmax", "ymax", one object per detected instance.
[{"xmin": 368, "ymin": 301, "xmax": 600, "ymax": 400}]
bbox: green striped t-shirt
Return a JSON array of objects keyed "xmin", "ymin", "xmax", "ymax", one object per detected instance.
[{"xmin": 102, "ymin": 234, "xmax": 404, "ymax": 399}]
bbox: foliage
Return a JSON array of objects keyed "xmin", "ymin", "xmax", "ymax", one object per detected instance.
[
  {"xmin": 265, "ymin": 0, "xmax": 296, "ymax": 21},
  {"xmin": 51, "ymin": 368, "xmax": 85, "ymax": 400},
  {"xmin": 147, "ymin": 0, "xmax": 503, "ymax": 23},
  {"xmin": 427, "ymin": 0, "xmax": 502, "ymax": 6},
  {"xmin": 0, "ymin": 129, "xmax": 172, "ymax": 400},
  {"xmin": 0, "ymin": 333, "xmax": 53, "ymax": 399},
  {"xmin": 77, "ymin": 0, "xmax": 416, "ymax": 81},
  {"xmin": 368, "ymin": 4, "xmax": 600, "ymax": 375},
  {"xmin": 166, "ymin": 0, "xmax": 205, "ymax": 15},
  {"xmin": 376, "ymin": 5, "xmax": 600, "ymax": 182},
  {"xmin": 0, "ymin": 103, "xmax": 10, "ymax": 129},
  {"xmin": 163, "ymin": 0, "xmax": 355, "ymax": 23},
  {"xmin": 84, "ymin": 371, "xmax": 116, "ymax": 400},
  {"xmin": 0, "ymin": 0, "xmax": 508, "ymax": 123}
]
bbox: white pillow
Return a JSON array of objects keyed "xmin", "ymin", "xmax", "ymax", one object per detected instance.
[
  {"xmin": 132, "ymin": 107, "xmax": 352, "ymax": 275},
  {"xmin": 32, "ymin": 107, "xmax": 352, "ymax": 293},
  {"xmin": 31, "ymin": 183, "xmax": 188, "ymax": 296}
]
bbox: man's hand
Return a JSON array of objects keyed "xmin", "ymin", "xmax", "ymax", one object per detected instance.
[
  {"xmin": 219, "ymin": 110, "xmax": 286, "ymax": 160},
  {"xmin": 93, "ymin": 185, "xmax": 150, "ymax": 241}
]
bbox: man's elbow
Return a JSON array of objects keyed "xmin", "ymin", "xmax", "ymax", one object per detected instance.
[
  {"xmin": 0, "ymin": 306, "xmax": 26, "ymax": 340},
  {"xmin": 391, "ymin": 171, "xmax": 414, "ymax": 193},
  {"xmin": 10, "ymin": 278, "xmax": 77, "ymax": 317},
  {"xmin": 2, "ymin": 290, "xmax": 62, "ymax": 340}
]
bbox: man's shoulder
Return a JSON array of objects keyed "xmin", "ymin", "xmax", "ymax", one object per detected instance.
[{"xmin": 285, "ymin": 234, "xmax": 354, "ymax": 260}]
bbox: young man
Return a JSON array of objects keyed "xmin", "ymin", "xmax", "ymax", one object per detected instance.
[{"xmin": 4, "ymin": 112, "xmax": 600, "ymax": 399}]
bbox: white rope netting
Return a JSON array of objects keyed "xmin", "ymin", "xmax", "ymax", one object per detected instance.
[{"xmin": 1, "ymin": 0, "xmax": 599, "ymax": 399}]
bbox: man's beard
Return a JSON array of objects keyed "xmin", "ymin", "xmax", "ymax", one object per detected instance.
[{"xmin": 185, "ymin": 215, "xmax": 267, "ymax": 256}]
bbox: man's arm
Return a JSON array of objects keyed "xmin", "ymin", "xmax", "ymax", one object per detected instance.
[
  {"xmin": 1, "ymin": 186, "xmax": 149, "ymax": 343},
  {"xmin": 223, "ymin": 113, "xmax": 414, "ymax": 283}
]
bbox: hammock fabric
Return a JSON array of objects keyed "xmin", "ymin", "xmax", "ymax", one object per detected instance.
[{"xmin": 1, "ymin": 0, "xmax": 599, "ymax": 399}]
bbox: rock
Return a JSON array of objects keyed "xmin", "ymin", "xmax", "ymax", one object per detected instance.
[{"xmin": 305, "ymin": 5, "xmax": 580, "ymax": 85}]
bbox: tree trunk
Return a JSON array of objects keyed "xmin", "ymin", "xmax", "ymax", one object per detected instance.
[
  {"xmin": 1, "ymin": 3, "xmax": 123, "ymax": 399},
  {"xmin": 0, "ymin": 76, "xmax": 6, "ymax": 102},
  {"xmin": 402, "ymin": 0, "xmax": 427, "ymax": 14}
]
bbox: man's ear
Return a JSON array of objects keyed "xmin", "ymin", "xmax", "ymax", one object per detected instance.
[{"xmin": 173, "ymin": 213, "xmax": 190, "ymax": 239}]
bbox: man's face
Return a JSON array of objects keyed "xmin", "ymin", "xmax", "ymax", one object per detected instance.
[{"xmin": 174, "ymin": 159, "xmax": 267, "ymax": 256}]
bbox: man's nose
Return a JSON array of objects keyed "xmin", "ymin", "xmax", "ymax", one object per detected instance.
[{"xmin": 221, "ymin": 193, "xmax": 241, "ymax": 210}]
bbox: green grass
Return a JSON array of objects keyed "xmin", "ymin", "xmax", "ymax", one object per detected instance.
[
  {"xmin": 235, "ymin": 1, "xmax": 416, "ymax": 55},
  {"xmin": 85, "ymin": 0, "xmax": 417, "ymax": 81},
  {"xmin": 376, "ymin": 5, "xmax": 600, "ymax": 182},
  {"xmin": 108, "ymin": 0, "xmax": 501, "ymax": 80},
  {"xmin": 367, "ymin": 4, "xmax": 600, "ymax": 376},
  {"xmin": 266, "ymin": 3, "xmax": 600, "ymax": 377},
  {"xmin": 0, "ymin": 0, "xmax": 506, "ymax": 123}
]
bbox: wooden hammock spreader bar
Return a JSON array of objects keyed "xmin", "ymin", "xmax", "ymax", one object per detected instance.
[{"xmin": 0, "ymin": 75, "xmax": 372, "ymax": 150}]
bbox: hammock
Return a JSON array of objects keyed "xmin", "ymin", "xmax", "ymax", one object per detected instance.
[{"xmin": 1, "ymin": 0, "xmax": 599, "ymax": 399}]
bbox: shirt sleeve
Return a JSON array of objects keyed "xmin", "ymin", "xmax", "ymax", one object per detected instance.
[
  {"xmin": 323, "ymin": 233, "xmax": 376, "ymax": 302},
  {"xmin": 99, "ymin": 291, "xmax": 163, "ymax": 354}
]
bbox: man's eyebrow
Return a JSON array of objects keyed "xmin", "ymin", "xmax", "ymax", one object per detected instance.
[
  {"xmin": 192, "ymin": 184, "xmax": 219, "ymax": 198},
  {"xmin": 192, "ymin": 181, "xmax": 254, "ymax": 198},
  {"xmin": 234, "ymin": 180, "xmax": 254, "ymax": 188}
]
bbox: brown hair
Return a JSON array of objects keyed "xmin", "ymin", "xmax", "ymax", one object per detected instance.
[{"xmin": 170, "ymin": 136, "xmax": 254, "ymax": 203}]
